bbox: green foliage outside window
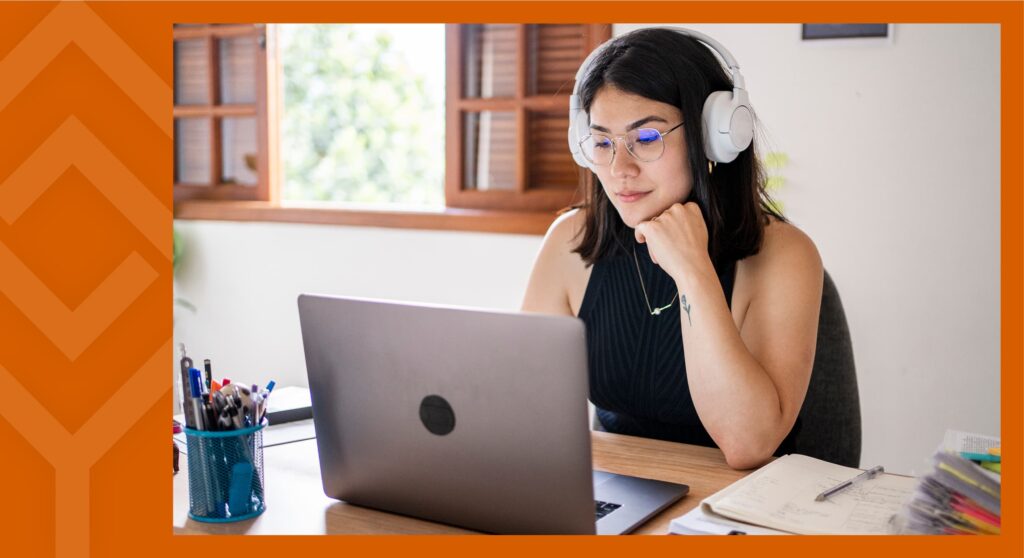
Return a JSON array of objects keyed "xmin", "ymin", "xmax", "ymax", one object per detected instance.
[{"xmin": 279, "ymin": 25, "xmax": 445, "ymax": 206}]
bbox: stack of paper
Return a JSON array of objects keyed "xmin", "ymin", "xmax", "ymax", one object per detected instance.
[
  {"xmin": 669, "ymin": 454, "xmax": 918, "ymax": 535},
  {"xmin": 671, "ymin": 505, "xmax": 789, "ymax": 535},
  {"xmin": 899, "ymin": 430, "xmax": 1001, "ymax": 535}
]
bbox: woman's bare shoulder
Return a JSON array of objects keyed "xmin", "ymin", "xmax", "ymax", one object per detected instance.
[
  {"xmin": 733, "ymin": 218, "xmax": 822, "ymax": 325},
  {"xmin": 545, "ymin": 208, "xmax": 586, "ymax": 246},
  {"xmin": 747, "ymin": 217, "xmax": 821, "ymax": 274},
  {"xmin": 522, "ymin": 209, "xmax": 590, "ymax": 315}
]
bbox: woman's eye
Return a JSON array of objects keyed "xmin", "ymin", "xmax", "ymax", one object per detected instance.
[{"xmin": 635, "ymin": 130, "xmax": 660, "ymax": 144}]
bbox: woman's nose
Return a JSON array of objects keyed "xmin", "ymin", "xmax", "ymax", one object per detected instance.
[{"xmin": 609, "ymin": 139, "xmax": 639, "ymax": 179}]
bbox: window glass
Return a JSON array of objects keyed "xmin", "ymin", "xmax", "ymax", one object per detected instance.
[{"xmin": 279, "ymin": 24, "xmax": 445, "ymax": 207}]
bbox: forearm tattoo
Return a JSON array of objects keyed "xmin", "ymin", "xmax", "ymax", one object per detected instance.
[{"xmin": 680, "ymin": 294, "xmax": 693, "ymax": 326}]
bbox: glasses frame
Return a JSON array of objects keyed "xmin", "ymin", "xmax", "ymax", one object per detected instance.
[{"xmin": 578, "ymin": 122, "xmax": 685, "ymax": 166}]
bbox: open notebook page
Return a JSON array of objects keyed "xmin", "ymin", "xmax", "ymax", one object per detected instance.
[{"xmin": 702, "ymin": 454, "xmax": 917, "ymax": 535}]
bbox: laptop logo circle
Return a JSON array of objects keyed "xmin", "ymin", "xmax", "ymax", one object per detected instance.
[{"xmin": 419, "ymin": 395, "xmax": 455, "ymax": 436}]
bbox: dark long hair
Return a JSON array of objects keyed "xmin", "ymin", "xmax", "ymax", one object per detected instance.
[{"xmin": 572, "ymin": 28, "xmax": 784, "ymax": 269}]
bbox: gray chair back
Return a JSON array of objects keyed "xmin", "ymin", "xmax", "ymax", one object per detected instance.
[{"xmin": 792, "ymin": 270, "xmax": 862, "ymax": 467}]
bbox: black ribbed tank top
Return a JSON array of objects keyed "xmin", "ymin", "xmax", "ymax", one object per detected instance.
[{"xmin": 578, "ymin": 239, "xmax": 799, "ymax": 454}]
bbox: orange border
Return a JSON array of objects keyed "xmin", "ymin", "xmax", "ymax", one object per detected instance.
[{"xmin": 0, "ymin": 2, "xmax": 1018, "ymax": 557}]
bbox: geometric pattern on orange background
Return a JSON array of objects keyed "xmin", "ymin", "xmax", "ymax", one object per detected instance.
[
  {"xmin": 0, "ymin": 238, "xmax": 157, "ymax": 359},
  {"xmin": 0, "ymin": 342, "xmax": 170, "ymax": 558},
  {"xmin": 0, "ymin": 116, "xmax": 165, "ymax": 359},
  {"xmin": 0, "ymin": 3, "xmax": 171, "ymax": 136},
  {"xmin": 0, "ymin": 116, "xmax": 170, "ymax": 257},
  {"xmin": 0, "ymin": 2, "xmax": 171, "ymax": 557}
]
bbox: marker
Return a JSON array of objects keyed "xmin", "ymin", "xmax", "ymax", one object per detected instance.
[
  {"xmin": 265, "ymin": 380, "xmax": 276, "ymax": 394},
  {"xmin": 189, "ymin": 368, "xmax": 207, "ymax": 430},
  {"xmin": 960, "ymin": 451, "xmax": 1000, "ymax": 463}
]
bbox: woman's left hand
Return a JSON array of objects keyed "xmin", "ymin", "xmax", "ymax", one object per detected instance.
[{"xmin": 634, "ymin": 202, "xmax": 713, "ymax": 283}]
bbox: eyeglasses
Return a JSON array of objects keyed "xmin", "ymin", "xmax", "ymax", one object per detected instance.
[{"xmin": 578, "ymin": 122, "xmax": 684, "ymax": 166}]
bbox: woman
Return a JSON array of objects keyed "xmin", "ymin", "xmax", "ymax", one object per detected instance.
[{"xmin": 522, "ymin": 28, "xmax": 823, "ymax": 470}]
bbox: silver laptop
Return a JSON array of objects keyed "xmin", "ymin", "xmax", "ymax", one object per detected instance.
[{"xmin": 297, "ymin": 294, "xmax": 688, "ymax": 534}]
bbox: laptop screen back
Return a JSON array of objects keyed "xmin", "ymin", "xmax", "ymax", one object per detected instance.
[{"xmin": 298, "ymin": 294, "xmax": 597, "ymax": 534}]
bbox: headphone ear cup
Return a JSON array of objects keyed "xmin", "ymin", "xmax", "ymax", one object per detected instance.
[
  {"xmin": 568, "ymin": 98, "xmax": 595, "ymax": 170},
  {"xmin": 701, "ymin": 90, "xmax": 754, "ymax": 164}
]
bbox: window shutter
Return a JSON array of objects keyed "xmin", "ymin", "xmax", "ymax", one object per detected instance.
[
  {"xmin": 526, "ymin": 25, "xmax": 592, "ymax": 193},
  {"xmin": 464, "ymin": 24, "xmax": 518, "ymax": 98},
  {"xmin": 528, "ymin": 111, "xmax": 577, "ymax": 191},
  {"xmin": 528, "ymin": 24, "xmax": 590, "ymax": 96},
  {"xmin": 447, "ymin": 24, "xmax": 610, "ymax": 213},
  {"xmin": 173, "ymin": 24, "xmax": 275, "ymax": 203}
]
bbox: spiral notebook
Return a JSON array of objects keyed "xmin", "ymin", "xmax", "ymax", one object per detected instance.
[{"xmin": 692, "ymin": 454, "xmax": 918, "ymax": 535}]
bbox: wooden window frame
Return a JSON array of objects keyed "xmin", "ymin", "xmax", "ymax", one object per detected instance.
[
  {"xmin": 173, "ymin": 24, "xmax": 611, "ymax": 235},
  {"xmin": 173, "ymin": 24, "xmax": 277, "ymax": 204}
]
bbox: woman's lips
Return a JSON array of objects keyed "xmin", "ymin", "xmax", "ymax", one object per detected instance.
[{"xmin": 616, "ymin": 191, "xmax": 651, "ymax": 203}]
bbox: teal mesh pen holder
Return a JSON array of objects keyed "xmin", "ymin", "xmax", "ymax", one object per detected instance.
[{"xmin": 184, "ymin": 422, "xmax": 266, "ymax": 523}]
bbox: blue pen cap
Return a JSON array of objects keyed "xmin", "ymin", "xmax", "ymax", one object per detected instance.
[
  {"xmin": 265, "ymin": 380, "xmax": 276, "ymax": 393},
  {"xmin": 189, "ymin": 367, "xmax": 204, "ymax": 397}
]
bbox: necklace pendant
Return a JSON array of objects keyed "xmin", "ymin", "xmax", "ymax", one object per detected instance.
[{"xmin": 652, "ymin": 308, "xmax": 661, "ymax": 316}]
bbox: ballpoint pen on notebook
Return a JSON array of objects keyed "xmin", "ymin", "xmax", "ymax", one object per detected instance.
[{"xmin": 815, "ymin": 465, "xmax": 885, "ymax": 501}]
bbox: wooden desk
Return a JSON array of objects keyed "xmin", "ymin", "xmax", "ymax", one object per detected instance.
[{"xmin": 173, "ymin": 431, "xmax": 750, "ymax": 535}]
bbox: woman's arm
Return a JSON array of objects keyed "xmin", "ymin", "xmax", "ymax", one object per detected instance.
[{"xmin": 637, "ymin": 203, "xmax": 822, "ymax": 469}]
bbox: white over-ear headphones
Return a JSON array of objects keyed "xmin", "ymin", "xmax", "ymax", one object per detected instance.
[{"xmin": 568, "ymin": 27, "xmax": 754, "ymax": 171}]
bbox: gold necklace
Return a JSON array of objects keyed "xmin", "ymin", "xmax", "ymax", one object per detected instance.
[{"xmin": 632, "ymin": 244, "xmax": 679, "ymax": 316}]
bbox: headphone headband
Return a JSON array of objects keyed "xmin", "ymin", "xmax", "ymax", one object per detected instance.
[{"xmin": 571, "ymin": 27, "xmax": 746, "ymax": 93}]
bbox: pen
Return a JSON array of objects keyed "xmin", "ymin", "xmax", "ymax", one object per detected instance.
[
  {"xmin": 203, "ymin": 399, "xmax": 217, "ymax": 431},
  {"xmin": 251, "ymin": 392, "xmax": 259, "ymax": 426},
  {"xmin": 203, "ymin": 359, "xmax": 212, "ymax": 392},
  {"xmin": 815, "ymin": 465, "xmax": 884, "ymax": 501}
]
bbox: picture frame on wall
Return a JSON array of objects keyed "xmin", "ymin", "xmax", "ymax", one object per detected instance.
[{"xmin": 802, "ymin": 24, "xmax": 890, "ymax": 40}]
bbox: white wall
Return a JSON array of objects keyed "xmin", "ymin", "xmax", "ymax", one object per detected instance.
[
  {"xmin": 172, "ymin": 221, "xmax": 539, "ymax": 399},
  {"xmin": 174, "ymin": 24, "xmax": 1001, "ymax": 476}
]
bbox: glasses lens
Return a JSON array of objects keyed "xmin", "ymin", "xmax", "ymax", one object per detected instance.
[
  {"xmin": 625, "ymin": 128, "xmax": 664, "ymax": 162},
  {"xmin": 581, "ymin": 134, "xmax": 614, "ymax": 165}
]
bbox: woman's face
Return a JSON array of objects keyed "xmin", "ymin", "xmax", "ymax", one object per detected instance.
[{"xmin": 587, "ymin": 86, "xmax": 692, "ymax": 228}]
